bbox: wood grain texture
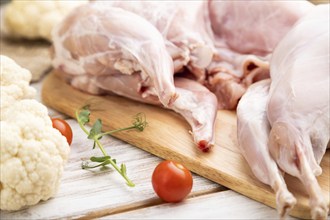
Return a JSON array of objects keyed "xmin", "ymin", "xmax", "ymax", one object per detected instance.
[
  {"xmin": 102, "ymin": 190, "xmax": 298, "ymax": 219},
  {"xmin": 41, "ymin": 72, "xmax": 330, "ymax": 219},
  {"xmin": 0, "ymin": 119, "xmax": 222, "ymax": 220}
]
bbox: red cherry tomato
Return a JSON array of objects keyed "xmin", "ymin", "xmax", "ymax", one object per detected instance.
[
  {"xmin": 152, "ymin": 160, "xmax": 193, "ymax": 203},
  {"xmin": 51, "ymin": 118, "xmax": 73, "ymax": 145}
]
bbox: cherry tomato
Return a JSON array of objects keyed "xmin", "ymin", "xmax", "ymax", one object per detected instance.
[
  {"xmin": 51, "ymin": 118, "xmax": 73, "ymax": 145},
  {"xmin": 152, "ymin": 160, "xmax": 193, "ymax": 203}
]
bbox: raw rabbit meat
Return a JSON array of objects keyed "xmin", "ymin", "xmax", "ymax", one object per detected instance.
[
  {"xmin": 237, "ymin": 79, "xmax": 296, "ymax": 217},
  {"xmin": 51, "ymin": 3, "xmax": 217, "ymax": 151},
  {"xmin": 237, "ymin": 4, "xmax": 329, "ymax": 219},
  {"xmin": 268, "ymin": 5, "xmax": 329, "ymax": 219}
]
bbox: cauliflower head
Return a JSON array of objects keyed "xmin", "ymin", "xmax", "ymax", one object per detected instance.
[
  {"xmin": 0, "ymin": 56, "xmax": 70, "ymax": 211},
  {"xmin": 0, "ymin": 55, "xmax": 36, "ymax": 112},
  {"xmin": 4, "ymin": 0, "xmax": 88, "ymax": 41}
]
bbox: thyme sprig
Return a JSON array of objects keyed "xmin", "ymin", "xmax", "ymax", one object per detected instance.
[{"xmin": 76, "ymin": 105, "xmax": 147, "ymax": 187}]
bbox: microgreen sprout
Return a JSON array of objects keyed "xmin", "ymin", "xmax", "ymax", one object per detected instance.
[{"xmin": 75, "ymin": 105, "xmax": 147, "ymax": 187}]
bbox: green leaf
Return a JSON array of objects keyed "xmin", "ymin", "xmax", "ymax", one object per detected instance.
[
  {"xmin": 78, "ymin": 106, "xmax": 91, "ymax": 125},
  {"xmin": 112, "ymin": 159, "xmax": 117, "ymax": 164},
  {"xmin": 90, "ymin": 156, "xmax": 111, "ymax": 162},
  {"xmin": 88, "ymin": 119, "xmax": 102, "ymax": 140}
]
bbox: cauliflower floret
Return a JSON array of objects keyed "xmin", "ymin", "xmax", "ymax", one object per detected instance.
[
  {"xmin": 3, "ymin": 0, "xmax": 88, "ymax": 41},
  {"xmin": 0, "ymin": 56, "xmax": 70, "ymax": 211},
  {"xmin": 0, "ymin": 55, "xmax": 36, "ymax": 111}
]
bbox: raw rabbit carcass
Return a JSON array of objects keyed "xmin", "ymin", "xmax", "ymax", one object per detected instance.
[
  {"xmin": 267, "ymin": 4, "xmax": 329, "ymax": 219},
  {"xmin": 237, "ymin": 4, "xmax": 329, "ymax": 219},
  {"xmin": 51, "ymin": 3, "xmax": 218, "ymax": 151}
]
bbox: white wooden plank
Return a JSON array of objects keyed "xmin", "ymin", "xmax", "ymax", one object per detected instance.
[
  {"xmin": 0, "ymin": 119, "xmax": 222, "ymax": 219},
  {"xmin": 103, "ymin": 190, "xmax": 297, "ymax": 219}
]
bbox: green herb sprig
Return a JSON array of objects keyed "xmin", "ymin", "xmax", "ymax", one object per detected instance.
[{"xmin": 76, "ymin": 105, "xmax": 147, "ymax": 187}]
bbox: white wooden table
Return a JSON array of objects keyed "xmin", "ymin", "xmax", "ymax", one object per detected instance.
[{"xmin": 0, "ymin": 76, "xmax": 297, "ymax": 219}]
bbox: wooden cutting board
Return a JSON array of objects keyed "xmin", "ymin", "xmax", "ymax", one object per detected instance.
[{"xmin": 42, "ymin": 72, "xmax": 329, "ymax": 219}]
